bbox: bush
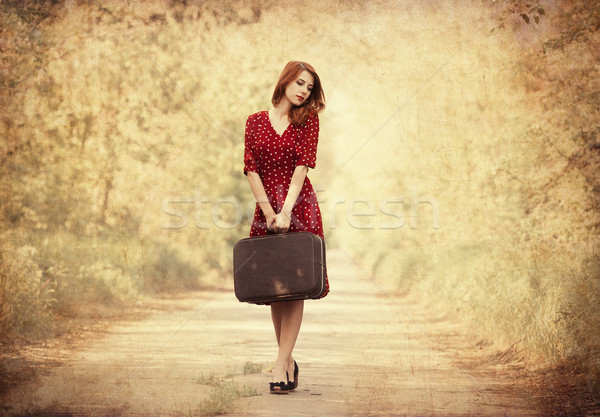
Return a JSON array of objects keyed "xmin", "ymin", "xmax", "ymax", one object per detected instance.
[{"xmin": 0, "ymin": 239, "xmax": 55, "ymax": 340}]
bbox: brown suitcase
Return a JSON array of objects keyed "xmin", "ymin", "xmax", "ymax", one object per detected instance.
[{"xmin": 233, "ymin": 232, "xmax": 327, "ymax": 304}]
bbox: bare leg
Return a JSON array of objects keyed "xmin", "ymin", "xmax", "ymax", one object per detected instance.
[{"xmin": 270, "ymin": 300, "xmax": 304, "ymax": 384}]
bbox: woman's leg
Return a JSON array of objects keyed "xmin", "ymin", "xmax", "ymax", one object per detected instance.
[{"xmin": 270, "ymin": 300, "xmax": 304, "ymax": 383}]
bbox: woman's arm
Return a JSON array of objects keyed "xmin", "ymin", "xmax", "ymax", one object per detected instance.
[
  {"xmin": 273, "ymin": 165, "xmax": 309, "ymax": 233},
  {"xmin": 247, "ymin": 171, "xmax": 277, "ymax": 231}
]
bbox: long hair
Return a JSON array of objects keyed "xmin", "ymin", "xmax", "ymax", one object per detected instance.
[{"xmin": 271, "ymin": 61, "xmax": 325, "ymax": 126}]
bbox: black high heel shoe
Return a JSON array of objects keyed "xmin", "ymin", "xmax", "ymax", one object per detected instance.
[
  {"xmin": 269, "ymin": 371, "xmax": 291, "ymax": 394},
  {"xmin": 289, "ymin": 361, "xmax": 299, "ymax": 391}
]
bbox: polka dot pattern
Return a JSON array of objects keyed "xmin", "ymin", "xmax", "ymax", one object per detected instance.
[{"xmin": 243, "ymin": 110, "xmax": 329, "ymax": 298}]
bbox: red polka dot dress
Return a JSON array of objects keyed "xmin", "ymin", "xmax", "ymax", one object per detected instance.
[{"xmin": 243, "ymin": 110, "xmax": 329, "ymax": 299}]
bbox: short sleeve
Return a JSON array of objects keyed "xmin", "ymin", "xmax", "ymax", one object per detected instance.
[
  {"xmin": 243, "ymin": 114, "xmax": 258, "ymax": 175},
  {"xmin": 296, "ymin": 113, "xmax": 320, "ymax": 169}
]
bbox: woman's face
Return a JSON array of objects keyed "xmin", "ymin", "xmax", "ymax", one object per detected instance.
[{"xmin": 285, "ymin": 70, "xmax": 314, "ymax": 107}]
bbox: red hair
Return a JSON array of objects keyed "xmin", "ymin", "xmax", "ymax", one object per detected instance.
[{"xmin": 271, "ymin": 61, "xmax": 325, "ymax": 125}]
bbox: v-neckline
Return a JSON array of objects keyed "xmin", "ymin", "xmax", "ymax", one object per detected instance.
[{"xmin": 266, "ymin": 111, "xmax": 290, "ymax": 137}]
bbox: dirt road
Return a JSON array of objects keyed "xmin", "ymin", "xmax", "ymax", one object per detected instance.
[{"xmin": 3, "ymin": 250, "xmax": 538, "ymax": 416}]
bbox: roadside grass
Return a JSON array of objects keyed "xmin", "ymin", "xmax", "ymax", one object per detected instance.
[
  {"xmin": 195, "ymin": 372, "xmax": 222, "ymax": 387},
  {"xmin": 243, "ymin": 361, "xmax": 265, "ymax": 375},
  {"xmin": 357, "ymin": 233, "xmax": 600, "ymax": 394},
  {"xmin": 197, "ymin": 381, "xmax": 258, "ymax": 416},
  {"xmin": 195, "ymin": 362, "xmax": 263, "ymax": 415}
]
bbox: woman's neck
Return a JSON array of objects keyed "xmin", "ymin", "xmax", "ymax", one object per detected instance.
[{"xmin": 271, "ymin": 100, "xmax": 292, "ymax": 121}]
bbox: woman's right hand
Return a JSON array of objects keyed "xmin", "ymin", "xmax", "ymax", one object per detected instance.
[
  {"xmin": 266, "ymin": 213, "xmax": 277, "ymax": 232},
  {"xmin": 272, "ymin": 212, "xmax": 291, "ymax": 234}
]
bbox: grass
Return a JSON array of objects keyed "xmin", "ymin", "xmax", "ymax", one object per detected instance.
[
  {"xmin": 195, "ymin": 372, "xmax": 222, "ymax": 387},
  {"xmin": 197, "ymin": 381, "xmax": 258, "ymax": 416},
  {"xmin": 195, "ymin": 364, "xmax": 261, "ymax": 416},
  {"xmin": 243, "ymin": 361, "xmax": 265, "ymax": 375},
  {"xmin": 195, "ymin": 361, "xmax": 264, "ymax": 385}
]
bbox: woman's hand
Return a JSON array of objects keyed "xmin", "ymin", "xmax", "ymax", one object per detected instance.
[
  {"xmin": 272, "ymin": 211, "xmax": 291, "ymax": 234},
  {"xmin": 265, "ymin": 213, "xmax": 277, "ymax": 232}
]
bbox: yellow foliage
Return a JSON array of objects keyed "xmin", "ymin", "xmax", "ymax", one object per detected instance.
[{"xmin": 0, "ymin": 0, "xmax": 598, "ymax": 393}]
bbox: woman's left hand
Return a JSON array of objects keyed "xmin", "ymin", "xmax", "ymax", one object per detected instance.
[{"xmin": 272, "ymin": 211, "xmax": 291, "ymax": 234}]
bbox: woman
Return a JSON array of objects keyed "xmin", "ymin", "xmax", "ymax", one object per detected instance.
[{"xmin": 243, "ymin": 61, "xmax": 329, "ymax": 394}]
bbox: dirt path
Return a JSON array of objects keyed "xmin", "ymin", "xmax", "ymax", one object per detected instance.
[{"xmin": 3, "ymin": 250, "xmax": 539, "ymax": 416}]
